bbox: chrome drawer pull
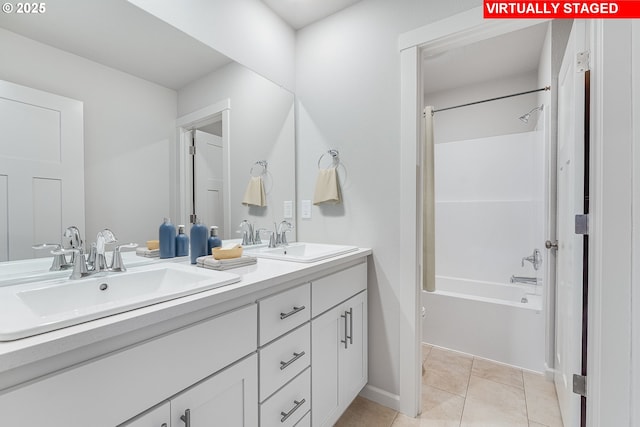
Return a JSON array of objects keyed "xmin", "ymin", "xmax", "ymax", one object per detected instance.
[
  {"xmin": 180, "ymin": 409, "xmax": 191, "ymax": 427},
  {"xmin": 161, "ymin": 424, "xmax": 167, "ymax": 427},
  {"xmin": 280, "ymin": 351, "xmax": 306, "ymax": 370},
  {"xmin": 340, "ymin": 310, "xmax": 348, "ymax": 349},
  {"xmin": 280, "ymin": 398, "xmax": 306, "ymax": 423},
  {"xmin": 280, "ymin": 305, "xmax": 305, "ymax": 320},
  {"xmin": 347, "ymin": 307, "xmax": 353, "ymax": 345}
]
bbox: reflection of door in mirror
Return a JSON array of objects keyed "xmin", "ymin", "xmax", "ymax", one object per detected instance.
[
  {"xmin": 194, "ymin": 129, "xmax": 225, "ymax": 238},
  {"xmin": 0, "ymin": 80, "xmax": 85, "ymax": 261}
]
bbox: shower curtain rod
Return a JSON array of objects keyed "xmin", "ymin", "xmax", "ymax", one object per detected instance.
[{"xmin": 432, "ymin": 86, "xmax": 551, "ymax": 114}]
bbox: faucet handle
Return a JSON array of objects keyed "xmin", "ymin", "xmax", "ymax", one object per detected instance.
[
  {"xmin": 111, "ymin": 243, "xmax": 138, "ymax": 272},
  {"xmin": 33, "ymin": 243, "xmax": 70, "ymax": 271},
  {"xmin": 52, "ymin": 248, "xmax": 89, "ymax": 279}
]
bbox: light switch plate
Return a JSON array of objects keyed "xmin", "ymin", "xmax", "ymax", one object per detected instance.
[
  {"xmin": 301, "ymin": 200, "xmax": 312, "ymax": 219},
  {"xmin": 283, "ymin": 200, "xmax": 293, "ymax": 219}
]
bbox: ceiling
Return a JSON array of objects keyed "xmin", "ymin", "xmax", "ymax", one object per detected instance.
[
  {"xmin": 423, "ymin": 23, "xmax": 549, "ymax": 94},
  {"xmin": 0, "ymin": 0, "xmax": 232, "ymax": 90},
  {"xmin": 261, "ymin": 0, "xmax": 362, "ymax": 29}
]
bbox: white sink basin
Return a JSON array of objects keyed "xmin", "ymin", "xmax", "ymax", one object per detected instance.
[
  {"xmin": 0, "ymin": 263, "xmax": 240, "ymax": 341},
  {"xmin": 246, "ymin": 242, "xmax": 358, "ymax": 263}
]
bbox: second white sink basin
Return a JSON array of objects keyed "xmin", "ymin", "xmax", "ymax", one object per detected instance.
[
  {"xmin": 0, "ymin": 263, "xmax": 240, "ymax": 341},
  {"xmin": 246, "ymin": 242, "xmax": 358, "ymax": 263}
]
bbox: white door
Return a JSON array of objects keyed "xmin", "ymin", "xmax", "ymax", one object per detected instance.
[
  {"xmin": 171, "ymin": 354, "xmax": 258, "ymax": 427},
  {"xmin": 555, "ymin": 20, "xmax": 586, "ymax": 427},
  {"xmin": 0, "ymin": 80, "xmax": 84, "ymax": 261},
  {"xmin": 194, "ymin": 129, "xmax": 224, "ymax": 236}
]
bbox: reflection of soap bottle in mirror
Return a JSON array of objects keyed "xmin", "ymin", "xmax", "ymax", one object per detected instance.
[
  {"xmin": 159, "ymin": 218, "xmax": 176, "ymax": 259},
  {"xmin": 190, "ymin": 220, "xmax": 208, "ymax": 264},
  {"xmin": 176, "ymin": 225, "xmax": 189, "ymax": 257},
  {"xmin": 207, "ymin": 226, "xmax": 222, "ymax": 255}
]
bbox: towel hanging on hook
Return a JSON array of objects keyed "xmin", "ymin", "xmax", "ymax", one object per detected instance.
[
  {"xmin": 243, "ymin": 160, "xmax": 268, "ymax": 207},
  {"xmin": 314, "ymin": 149, "xmax": 341, "ymax": 205}
]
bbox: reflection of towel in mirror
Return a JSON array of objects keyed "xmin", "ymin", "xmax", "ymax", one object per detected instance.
[
  {"xmin": 313, "ymin": 167, "xmax": 341, "ymax": 205},
  {"xmin": 242, "ymin": 176, "xmax": 266, "ymax": 207}
]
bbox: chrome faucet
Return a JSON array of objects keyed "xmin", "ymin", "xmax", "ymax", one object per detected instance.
[
  {"xmin": 510, "ymin": 275, "xmax": 539, "ymax": 285},
  {"xmin": 268, "ymin": 220, "xmax": 294, "ymax": 248},
  {"xmin": 32, "ymin": 226, "xmax": 84, "ymax": 271},
  {"xmin": 239, "ymin": 220, "xmax": 255, "ymax": 246},
  {"xmin": 522, "ymin": 248, "xmax": 542, "ymax": 271},
  {"xmin": 53, "ymin": 228, "xmax": 137, "ymax": 279}
]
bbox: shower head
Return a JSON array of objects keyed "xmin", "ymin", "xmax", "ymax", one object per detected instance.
[{"xmin": 519, "ymin": 105, "xmax": 544, "ymax": 123}]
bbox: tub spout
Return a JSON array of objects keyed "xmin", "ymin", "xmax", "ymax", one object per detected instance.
[{"xmin": 510, "ymin": 275, "xmax": 538, "ymax": 285}]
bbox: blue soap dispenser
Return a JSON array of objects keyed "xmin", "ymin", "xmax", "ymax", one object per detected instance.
[
  {"xmin": 190, "ymin": 220, "xmax": 208, "ymax": 264},
  {"xmin": 175, "ymin": 225, "xmax": 189, "ymax": 257},
  {"xmin": 207, "ymin": 226, "xmax": 222, "ymax": 255},
  {"xmin": 159, "ymin": 218, "xmax": 176, "ymax": 259}
]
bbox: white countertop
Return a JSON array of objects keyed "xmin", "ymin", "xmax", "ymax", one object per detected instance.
[{"xmin": 0, "ymin": 247, "xmax": 371, "ymax": 390}]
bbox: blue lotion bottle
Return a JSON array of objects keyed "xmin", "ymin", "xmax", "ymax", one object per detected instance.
[
  {"xmin": 190, "ymin": 220, "xmax": 208, "ymax": 264},
  {"xmin": 175, "ymin": 225, "xmax": 189, "ymax": 257},
  {"xmin": 159, "ymin": 218, "xmax": 176, "ymax": 259},
  {"xmin": 207, "ymin": 226, "xmax": 222, "ymax": 255}
]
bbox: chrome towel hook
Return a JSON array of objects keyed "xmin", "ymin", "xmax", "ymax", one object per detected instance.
[
  {"xmin": 250, "ymin": 160, "xmax": 268, "ymax": 177},
  {"xmin": 318, "ymin": 149, "xmax": 339, "ymax": 169}
]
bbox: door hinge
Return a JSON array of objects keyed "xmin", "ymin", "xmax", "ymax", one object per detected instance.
[
  {"xmin": 189, "ymin": 146, "xmax": 196, "ymax": 156},
  {"xmin": 577, "ymin": 51, "xmax": 590, "ymax": 72},
  {"xmin": 573, "ymin": 374, "xmax": 587, "ymax": 397},
  {"xmin": 575, "ymin": 214, "xmax": 589, "ymax": 235}
]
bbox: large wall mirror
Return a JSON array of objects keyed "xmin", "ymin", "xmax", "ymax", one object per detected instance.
[{"xmin": 0, "ymin": 0, "xmax": 295, "ymax": 263}]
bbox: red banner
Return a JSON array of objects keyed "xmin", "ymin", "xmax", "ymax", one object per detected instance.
[{"xmin": 484, "ymin": 1, "xmax": 640, "ymax": 18}]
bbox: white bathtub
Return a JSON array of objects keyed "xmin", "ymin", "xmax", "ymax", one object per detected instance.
[{"xmin": 422, "ymin": 276, "xmax": 545, "ymax": 372}]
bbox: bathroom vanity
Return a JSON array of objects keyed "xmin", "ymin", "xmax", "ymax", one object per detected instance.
[{"xmin": 0, "ymin": 248, "xmax": 370, "ymax": 427}]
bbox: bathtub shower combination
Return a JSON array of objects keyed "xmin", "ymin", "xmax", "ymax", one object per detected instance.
[{"xmin": 423, "ymin": 130, "xmax": 547, "ymax": 373}]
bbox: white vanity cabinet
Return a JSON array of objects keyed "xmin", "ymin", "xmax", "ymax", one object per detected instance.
[
  {"xmin": 311, "ymin": 263, "xmax": 368, "ymax": 427},
  {"xmin": 0, "ymin": 254, "xmax": 370, "ymax": 427},
  {"xmin": 258, "ymin": 284, "xmax": 312, "ymax": 427}
]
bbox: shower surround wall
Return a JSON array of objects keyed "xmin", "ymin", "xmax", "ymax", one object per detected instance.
[{"xmin": 423, "ymin": 130, "xmax": 546, "ymax": 372}]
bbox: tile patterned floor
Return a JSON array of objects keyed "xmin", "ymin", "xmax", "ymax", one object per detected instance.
[{"xmin": 335, "ymin": 344, "xmax": 564, "ymax": 427}]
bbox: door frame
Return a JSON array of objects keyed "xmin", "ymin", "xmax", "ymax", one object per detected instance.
[
  {"xmin": 175, "ymin": 99, "xmax": 231, "ymax": 235},
  {"xmin": 398, "ymin": 7, "xmax": 550, "ymax": 416}
]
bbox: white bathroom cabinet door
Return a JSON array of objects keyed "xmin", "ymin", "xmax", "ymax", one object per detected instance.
[
  {"xmin": 120, "ymin": 402, "xmax": 170, "ymax": 427},
  {"xmin": 311, "ymin": 291, "xmax": 368, "ymax": 427},
  {"xmin": 171, "ymin": 354, "xmax": 258, "ymax": 427}
]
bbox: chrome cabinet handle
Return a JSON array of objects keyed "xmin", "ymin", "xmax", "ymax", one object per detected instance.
[
  {"xmin": 340, "ymin": 311, "xmax": 348, "ymax": 349},
  {"xmin": 347, "ymin": 307, "xmax": 353, "ymax": 345},
  {"xmin": 280, "ymin": 305, "xmax": 305, "ymax": 320},
  {"xmin": 280, "ymin": 398, "xmax": 306, "ymax": 423},
  {"xmin": 280, "ymin": 351, "xmax": 306, "ymax": 370},
  {"xmin": 180, "ymin": 409, "xmax": 190, "ymax": 427}
]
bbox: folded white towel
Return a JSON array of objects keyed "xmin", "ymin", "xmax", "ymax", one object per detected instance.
[
  {"xmin": 242, "ymin": 176, "xmax": 267, "ymax": 207},
  {"xmin": 313, "ymin": 167, "xmax": 341, "ymax": 205},
  {"xmin": 136, "ymin": 247, "xmax": 159, "ymax": 258},
  {"xmin": 196, "ymin": 255, "xmax": 257, "ymax": 271}
]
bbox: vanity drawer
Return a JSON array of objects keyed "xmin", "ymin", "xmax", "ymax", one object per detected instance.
[
  {"xmin": 312, "ymin": 262, "xmax": 367, "ymax": 317},
  {"xmin": 259, "ymin": 283, "xmax": 310, "ymax": 345},
  {"xmin": 260, "ymin": 368, "xmax": 311, "ymax": 427},
  {"xmin": 260, "ymin": 323, "xmax": 310, "ymax": 401}
]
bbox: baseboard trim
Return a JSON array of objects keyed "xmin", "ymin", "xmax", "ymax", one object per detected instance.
[{"xmin": 359, "ymin": 384, "xmax": 401, "ymax": 412}]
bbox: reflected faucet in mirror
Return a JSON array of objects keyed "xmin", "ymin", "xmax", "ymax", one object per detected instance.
[{"xmin": 32, "ymin": 225, "xmax": 84, "ymax": 272}]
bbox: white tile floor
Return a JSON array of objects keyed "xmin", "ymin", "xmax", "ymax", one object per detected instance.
[{"xmin": 335, "ymin": 344, "xmax": 564, "ymax": 427}]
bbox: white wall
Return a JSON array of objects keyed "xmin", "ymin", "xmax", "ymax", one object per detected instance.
[
  {"xmin": 434, "ymin": 132, "xmax": 544, "ymax": 284},
  {"xmin": 295, "ymin": 0, "xmax": 482, "ymax": 404},
  {"xmin": 0, "ymin": 28, "xmax": 177, "ymax": 247},
  {"xmin": 425, "ymin": 72, "xmax": 539, "ymax": 143},
  {"xmin": 127, "ymin": 0, "xmax": 296, "ymax": 92},
  {"xmin": 178, "ymin": 62, "xmax": 295, "ymax": 238}
]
